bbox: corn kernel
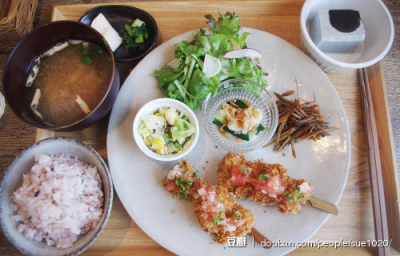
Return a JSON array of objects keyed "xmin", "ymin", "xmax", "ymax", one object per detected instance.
[
  {"xmin": 152, "ymin": 139, "xmax": 164, "ymax": 149},
  {"xmin": 144, "ymin": 138, "xmax": 152, "ymax": 146}
]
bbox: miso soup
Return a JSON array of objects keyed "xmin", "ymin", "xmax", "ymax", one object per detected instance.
[{"xmin": 26, "ymin": 41, "xmax": 112, "ymax": 127}]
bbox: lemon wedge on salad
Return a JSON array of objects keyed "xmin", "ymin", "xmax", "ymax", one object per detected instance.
[{"xmin": 203, "ymin": 54, "xmax": 221, "ymax": 78}]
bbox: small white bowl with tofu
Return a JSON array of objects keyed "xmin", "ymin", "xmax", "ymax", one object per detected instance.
[
  {"xmin": 300, "ymin": 0, "xmax": 394, "ymax": 73},
  {"xmin": 133, "ymin": 98, "xmax": 200, "ymax": 161}
]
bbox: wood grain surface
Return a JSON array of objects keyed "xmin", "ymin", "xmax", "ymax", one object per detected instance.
[{"xmin": 0, "ymin": 0, "xmax": 399, "ymax": 255}]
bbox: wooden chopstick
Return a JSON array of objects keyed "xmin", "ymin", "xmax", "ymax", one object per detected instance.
[
  {"xmin": 248, "ymin": 227, "xmax": 272, "ymax": 249},
  {"xmin": 359, "ymin": 68, "xmax": 390, "ymax": 256}
]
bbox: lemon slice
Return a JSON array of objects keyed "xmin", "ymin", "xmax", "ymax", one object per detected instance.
[{"xmin": 203, "ymin": 54, "xmax": 222, "ymax": 78}]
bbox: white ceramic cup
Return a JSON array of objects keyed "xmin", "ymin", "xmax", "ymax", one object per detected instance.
[{"xmin": 300, "ymin": 0, "xmax": 394, "ymax": 73}]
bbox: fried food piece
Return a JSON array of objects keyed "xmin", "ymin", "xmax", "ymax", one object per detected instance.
[
  {"xmin": 162, "ymin": 160, "xmax": 255, "ymax": 244},
  {"xmin": 193, "ymin": 184, "xmax": 254, "ymax": 244},
  {"xmin": 217, "ymin": 153, "xmax": 313, "ymax": 214},
  {"xmin": 161, "ymin": 160, "xmax": 201, "ymax": 199}
]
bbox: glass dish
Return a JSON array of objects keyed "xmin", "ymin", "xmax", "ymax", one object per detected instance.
[{"xmin": 202, "ymin": 79, "xmax": 278, "ymax": 153}]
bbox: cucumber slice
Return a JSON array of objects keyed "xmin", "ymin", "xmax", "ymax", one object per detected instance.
[
  {"xmin": 213, "ymin": 111, "xmax": 225, "ymax": 123},
  {"xmin": 132, "ymin": 18, "xmax": 145, "ymax": 28},
  {"xmin": 256, "ymin": 124, "xmax": 265, "ymax": 135},
  {"xmin": 212, "ymin": 118, "xmax": 250, "ymax": 141},
  {"xmin": 135, "ymin": 34, "xmax": 144, "ymax": 43}
]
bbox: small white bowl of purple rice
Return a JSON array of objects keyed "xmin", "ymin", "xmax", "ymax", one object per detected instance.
[{"xmin": 0, "ymin": 137, "xmax": 113, "ymax": 256}]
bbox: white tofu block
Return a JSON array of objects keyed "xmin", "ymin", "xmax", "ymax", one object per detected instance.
[
  {"xmin": 310, "ymin": 9, "xmax": 365, "ymax": 53},
  {"xmin": 91, "ymin": 13, "xmax": 110, "ymax": 35},
  {"xmin": 102, "ymin": 26, "xmax": 123, "ymax": 52},
  {"xmin": 91, "ymin": 13, "xmax": 122, "ymax": 52}
]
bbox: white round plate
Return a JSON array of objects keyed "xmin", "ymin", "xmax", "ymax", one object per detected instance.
[{"xmin": 107, "ymin": 28, "xmax": 350, "ymax": 256}]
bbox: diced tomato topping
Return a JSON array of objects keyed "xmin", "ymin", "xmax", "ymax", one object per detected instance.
[
  {"xmin": 222, "ymin": 218, "xmax": 237, "ymax": 232},
  {"xmin": 246, "ymin": 175, "xmax": 286, "ymax": 196},
  {"xmin": 182, "ymin": 175, "xmax": 194, "ymax": 182},
  {"xmin": 166, "ymin": 182, "xmax": 178, "ymax": 192},
  {"xmin": 264, "ymin": 176, "xmax": 285, "ymax": 195},
  {"xmin": 202, "ymin": 201, "xmax": 218, "ymax": 214},
  {"xmin": 196, "ymin": 183, "xmax": 220, "ymax": 218},
  {"xmin": 251, "ymin": 178, "xmax": 268, "ymax": 190},
  {"xmin": 299, "ymin": 181, "xmax": 312, "ymax": 194},
  {"xmin": 233, "ymin": 219, "xmax": 245, "ymax": 227},
  {"xmin": 231, "ymin": 165, "xmax": 251, "ymax": 185},
  {"xmin": 201, "ymin": 212, "xmax": 210, "ymax": 219}
]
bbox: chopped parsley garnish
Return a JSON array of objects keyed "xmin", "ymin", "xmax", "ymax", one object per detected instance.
[
  {"xmin": 233, "ymin": 210, "xmax": 242, "ymax": 221},
  {"xmin": 209, "ymin": 186, "xmax": 215, "ymax": 191},
  {"xmin": 258, "ymin": 173, "xmax": 269, "ymax": 182},
  {"xmin": 213, "ymin": 218, "xmax": 220, "ymax": 225},
  {"xmin": 239, "ymin": 167, "xmax": 250, "ymax": 176},
  {"xmin": 175, "ymin": 177, "xmax": 193, "ymax": 198},
  {"xmin": 77, "ymin": 47, "xmax": 101, "ymax": 64},
  {"xmin": 282, "ymin": 186, "xmax": 306, "ymax": 202}
]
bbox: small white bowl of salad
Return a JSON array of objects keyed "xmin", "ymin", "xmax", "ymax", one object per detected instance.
[{"xmin": 133, "ymin": 98, "xmax": 199, "ymax": 161}]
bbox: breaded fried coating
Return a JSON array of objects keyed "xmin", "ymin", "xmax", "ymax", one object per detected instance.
[
  {"xmin": 162, "ymin": 160, "xmax": 255, "ymax": 244},
  {"xmin": 218, "ymin": 153, "xmax": 313, "ymax": 214},
  {"xmin": 161, "ymin": 160, "xmax": 201, "ymax": 199},
  {"xmin": 193, "ymin": 185, "xmax": 254, "ymax": 244}
]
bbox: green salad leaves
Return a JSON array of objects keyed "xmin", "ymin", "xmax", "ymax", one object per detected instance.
[{"xmin": 154, "ymin": 12, "xmax": 268, "ymax": 110}]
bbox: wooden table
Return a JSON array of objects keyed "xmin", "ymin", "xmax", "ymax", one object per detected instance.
[{"xmin": 1, "ymin": 1, "xmax": 399, "ymax": 255}]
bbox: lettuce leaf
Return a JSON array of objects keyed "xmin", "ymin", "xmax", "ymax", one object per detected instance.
[
  {"xmin": 205, "ymin": 11, "xmax": 249, "ymax": 49},
  {"xmin": 154, "ymin": 12, "xmax": 268, "ymax": 110}
]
